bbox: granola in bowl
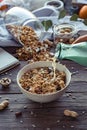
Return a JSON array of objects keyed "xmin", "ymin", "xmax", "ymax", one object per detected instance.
[{"xmin": 19, "ymin": 67, "xmax": 66, "ymax": 94}]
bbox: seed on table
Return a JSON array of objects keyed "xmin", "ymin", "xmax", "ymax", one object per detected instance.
[
  {"xmin": 10, "ymin": 109, "xmax": 13, "ymax": 112},
  {"xmin": 0, "ymin": 77, "xmax": 11, "ymax": 87},
  {"xmin": 46, "ymin": 128, "xmax": 50, "ymax": 130},
  {"xmin": 84, "ymin": 68, "xmax": 87, "ymax": 70},
  {"xmin": 70, "ymin": 125, "xmax": 74, "ymax": 128},
  {"xmin": 64, "ymin": 109, "xmax": 71, "ymax": 116},
  {"xmin": 0, "ymin": 100, "xmax": 9, "ymax": 110},
  {"xmin": 72, "ymin": 71, "xmax": 79, "ymax": 75},
  {"xmin": 64, "ymin": 109, "xmax": 78, "ymax": 118},
  {"xmin": 72, "ymin": 96, "xmax": 76, "ymax": 99},
  {"xmin": 24, "ymin": 105, "xmax": 27, "ymax": 109},
  {"xmin": 82, "ymin": 111, "xmax": 85, "ymax": 114},
  {"xmin": 9, "ymin": 73, "xmax": 12, "ymax": 76},
  {"xmin": 56, "ymin": 120, "xmax": 60, "ymax": 123},
  {"xmin": 68, "ymin": 93, "xmax": 72, "ymax": 96},
  {"xmin": 5, "ymin": 72, "xmax": 8, "ymax": 75},
  {"xmin": 20, "ymin": 120, "xmax": 23, "ymax": 123},
  {"xmin": 66, "ymin": 94, "xmax": 70, "ymax": 97},
  {"xmin": 71, "ymin": 67, "xmax": 74, "ymax": 69},
  {"xmin": 15, "ymin": 111, "xmax": 22, "ymax": 117},
  {"xmin": 63, "ymin": 125, "xmax": 65, "ymax": 128},
  {"xmin": 30, "ymin": 111, "xmax": 34, "ymax": 115},
  {"xmin": 32, "ymin": 124, "xmax": 36, "ymax": 128}
]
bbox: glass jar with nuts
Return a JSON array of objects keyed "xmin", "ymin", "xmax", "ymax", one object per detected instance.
[{"xmin": 53, "ymin": 22, "xmax": 77, "ymax": 44}]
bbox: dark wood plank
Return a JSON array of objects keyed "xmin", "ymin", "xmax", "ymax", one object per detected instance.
[
  {"xmin": 0, "ymin": 60, "xmax": 87, "ymax": 129},
  {"xmin": 0, "ymin": 90, "xmax": 87, "ymax": 130}
]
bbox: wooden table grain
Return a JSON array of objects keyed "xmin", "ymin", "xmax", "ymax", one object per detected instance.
[
  {"xmin": 0, "ymin": 58, "xmax": 87, "ymax": 130},
  {"xmin": 0, "ymin": 1, "xmax": 87, "ymax": 130}
]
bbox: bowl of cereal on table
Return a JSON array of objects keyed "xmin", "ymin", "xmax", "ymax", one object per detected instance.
[{"xmin": 17, "ymin": 61, "xmax": 71, "ymax": 103}]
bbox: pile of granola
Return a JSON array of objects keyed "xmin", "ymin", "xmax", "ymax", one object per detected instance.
[{"xmin": 7, "ymin": 25, "xmax": 54, "ymax": 62}]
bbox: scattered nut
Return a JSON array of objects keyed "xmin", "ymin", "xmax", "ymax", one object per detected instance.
[
  {"xmin": 32, "ymin": 124, "xmax": 36, "ymax": 128},
  {"xmin": 64, "ymin": 109, "xmax": 78, "ymax": 118},
  {"xmin": 70, "ymin": 125, "xmax": 74, "ymax": 128},
  {"xmin": 0, "ymin": 77, "xmax": 11, "ymax": 87},
  {"xmin": 15, "ymin": 111, "xmax": 22, "ymax": 117},
  {"xmin": 64, "ymin": 109, "xmax": 71, "ymax": 116},
  {"xmin": 20, "ymin": 120, "xmax": 23, "ymax": 123},
  {"xmin": 10, "ymin": 109, "xmax": 13, "ymax": 112},
  {"xmin": 0, "ymin": 100, "xmax": 9, "ymax": 110},
  {"xmin": 30, "ymin": 111, "xmax": 34, "ymax": 115},
  {"xmin": 24, "ymin": 105, "xmax": 27, "ymax": 109},
  {"xmin": 70, "ymin": 111, "xmax": 78, "ymax": 118}
]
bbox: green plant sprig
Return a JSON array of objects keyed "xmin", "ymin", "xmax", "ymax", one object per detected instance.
[
  {"xmin": 41, "ymin": 20, "xmax": 53, "ymax": 31},
  {"xmin": 59, "ymin": 10, "xmax": 87, "ymax": 25}
]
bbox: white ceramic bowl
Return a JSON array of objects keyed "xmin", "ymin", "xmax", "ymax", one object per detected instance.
[{"xmin": 17, "ymin": 61, "xmax": 71, "ymax": 103}]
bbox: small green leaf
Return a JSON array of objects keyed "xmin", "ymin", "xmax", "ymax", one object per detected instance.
[
  {"xmin": 70, "ymin": 14, "xmax": 79, "ymax": 21},
  {"xmin": 41, "ymin": 20, "xmax": 53, "ymax": 31},
  {"xmin": 58, "ymin": 10, "xmax": 66, "ymax": 19},
  {"xmin": 83, "ymin": 19, "xmax": 87, "ymax": 26}
]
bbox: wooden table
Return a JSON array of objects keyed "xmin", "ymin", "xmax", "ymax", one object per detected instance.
[
  {"xmin": 0, "ymin": 59, "xmax": 87, "ymax": 130},
  {"xmin": 0, "ymin": 1, "xmax": 87, "ymax": 130}
]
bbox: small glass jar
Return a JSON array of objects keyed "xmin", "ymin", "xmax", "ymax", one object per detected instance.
[
  {"xmin": 22, "ymin": 18, "xmax": 45, "ymax": 39},
  {"xmin": 53, "ymin": 22, "xmax": 77, "ymax": 44},
  {"xmin": 3, "ymin": 6, "xmax": 44, "ymax": 43}
]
